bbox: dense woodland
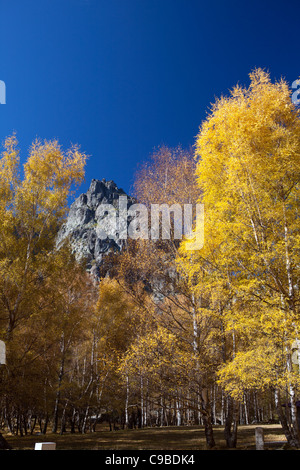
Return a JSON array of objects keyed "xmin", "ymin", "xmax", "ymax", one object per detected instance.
[{"xmin": 0, "ymin": 69, "xmax": 300, "ymax": 449}]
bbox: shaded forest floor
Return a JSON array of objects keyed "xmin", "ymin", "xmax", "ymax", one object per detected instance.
[{"xmin": 2, "ymin": 424, "xmax": 291, "ymax": 450}]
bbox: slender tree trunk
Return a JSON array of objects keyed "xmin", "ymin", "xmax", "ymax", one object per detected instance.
[
  {"xmin": 125, "ymin": 375, "xmax": 129, "ymax": 428},
  {"xmin": 200, "ymin": 387, "xmax": 215, "ymax": 448},
  {"xmin": 224, "ymin": 395, "xmax": 238, "ymax": 448},
  {"xmin": 282, "ymin": 210, "xmax": 300, "ymax": 448},
  {"xmin": 275, "ymin": 388, "xmax": 300, "ymax": 448},
  {"xmin": 176, "ymin": 399, "xmax": 181, "ymax": 426},
  {"xmin": 244, "ymin": 393, "xmax": 249, "ymax": 425},
  {"xmin": 30, "ymin": 415, "xmax": 37, "ymax": 435},
  {"xmin": 140, "ymin": 374, "xmax": 144, "ymax": 428},
  {"xmin": 202, "ymin": 413, "xmax": 215, "ymax": 449},
  {"xmin": 52, "ymin": 337, "xmax": 65, "ymax": 433},
  {"xmin": 82, "ymin": 405, "xmax": 90, "ymax": 434},
  {"xmin": 60, "ymin": 400, "xmax": 69, "ymax": 435},
  {"xmin": 42, "ymin": 414, "xmax": 49, "ymax": 434}
]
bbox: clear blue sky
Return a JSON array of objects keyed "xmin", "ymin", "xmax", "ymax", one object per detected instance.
[{"xmin": 1, "ymin": 0, "xmax": 299, "ymax": 196}]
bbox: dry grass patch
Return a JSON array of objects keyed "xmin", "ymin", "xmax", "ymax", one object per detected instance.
[{"xmin": 3, "ymin": 424, "xmax": 289, "ymax": 451}]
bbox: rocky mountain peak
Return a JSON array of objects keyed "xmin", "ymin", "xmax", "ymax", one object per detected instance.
[{"xmin": 57, "ymin": 178, "xmax": 135, "ymax": 279}]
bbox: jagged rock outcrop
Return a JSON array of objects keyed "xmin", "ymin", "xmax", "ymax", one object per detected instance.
[{"xmin": 57, "ymin": 178, "xmax": 135, "ymax": 279}]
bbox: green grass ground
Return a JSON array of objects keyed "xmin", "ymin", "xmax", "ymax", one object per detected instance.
[{"xmin": 3, "ymin": 424, "xmax": 289, "ymax": 451}]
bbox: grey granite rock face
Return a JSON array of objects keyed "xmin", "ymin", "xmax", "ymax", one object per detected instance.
[{"xmin": 57, "ymin": 178, "xmax": 135, "ymax": 278}]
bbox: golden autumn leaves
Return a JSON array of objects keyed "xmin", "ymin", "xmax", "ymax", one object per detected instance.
[
  {"xmin": 0, "ymin": 137, "xmax": 97, "ymax": 435},
  {"xmin": 0, "ymin": 68, "xmax": 299, "ymax": 446},
  {"xmin": 179, "ymin": 68, "xmax": 300, "ymax": 446},
  {"xmin": 0, "ymin": 135, "xmax": 88, "ymax": 337}
]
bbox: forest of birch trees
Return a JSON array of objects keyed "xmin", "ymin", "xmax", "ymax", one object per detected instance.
[{"xmin": 0, "ymin": 69, "xmax": 300, "ymax": 449}]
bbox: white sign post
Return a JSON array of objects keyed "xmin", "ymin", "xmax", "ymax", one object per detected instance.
[
  {"xmin": 34, "ymin": 442, "xmax": 56, "ymax": 450},
  {"xmin": 0, "ymin": 341, "xmax": 6, "ymax": 365}
]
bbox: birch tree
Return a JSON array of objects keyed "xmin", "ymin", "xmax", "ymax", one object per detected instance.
[
  {"xmin": 0, "ymin": 135, "xmax": 87, "ymax": 339},
  {"xmin": 181, "ymin": 69, "xmax": 300, "ymax": 447}
]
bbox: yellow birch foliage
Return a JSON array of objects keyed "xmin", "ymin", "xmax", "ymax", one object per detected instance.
[
  {"xmin": 0, "ymin": 135, "xmax": 87, "ymax": 337},
  {"xmin": 180, "ymin": 69, "xmax": 300, "ymax": 397}
]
